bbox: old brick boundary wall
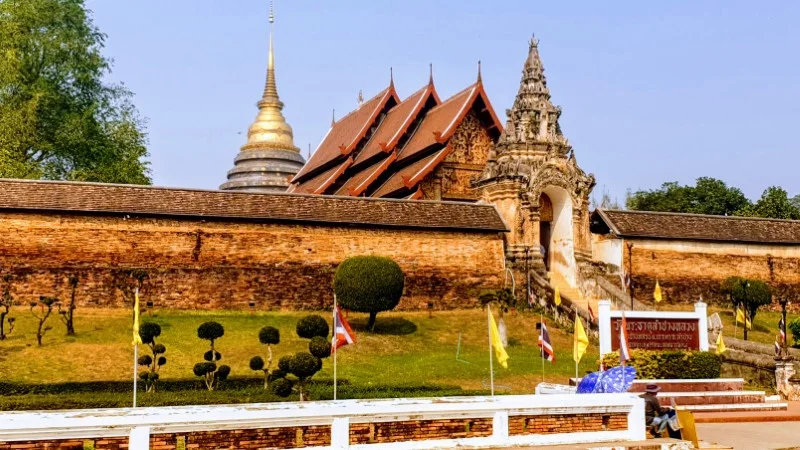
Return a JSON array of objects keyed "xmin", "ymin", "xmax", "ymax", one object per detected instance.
[
  {"xmin": 0, "ymin": 413, "xmax": 629, "ymax": 449},
  {"xmin": 0, "ymin": 212, "xmax": 505, "ymax": 310}
]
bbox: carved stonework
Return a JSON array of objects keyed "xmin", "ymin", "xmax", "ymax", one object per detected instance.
[{"xmin": 446, "ymin": 111, "xmax": 494, "ymax": 166}]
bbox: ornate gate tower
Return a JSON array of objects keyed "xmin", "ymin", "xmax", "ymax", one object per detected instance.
[{"xmin": 475, "ymin": 36, "xmax": 595, "ymax": 287}]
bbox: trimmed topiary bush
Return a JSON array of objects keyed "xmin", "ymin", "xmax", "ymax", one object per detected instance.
[
  {"xmin": 334, "ymin": 256, "xmax": 404, "ymax": 331},
  {"xmin": 31, "ymin": 296, "xmax": 56, "ymax": 346},
  {"xmin": 194, "ymin": 321, "xmax": 230, "ymax": 390},
  {"xmin": 600, "ymin": 349, "xmax": 721, "ymax": 379},
  {"xmin": 309, "ymin": 336, "xmax": 332, "ymax": 359},
  {"xmin": 296, "ymin": 315, "xmax": 328, "ymax": 339},
  {"xmin": 250, "ymin": 325, "xmax": 281, "ymax": 389},
  {"xmin": 137, "ymin": 322, "xmax": 167, "ymax": 392}
]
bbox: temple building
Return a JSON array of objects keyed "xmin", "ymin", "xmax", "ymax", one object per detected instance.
[
  {"xmin": 288, "ymin": 68, "xmax": 502, "ymax": 201},
  {"xmin": 220, "ymin": 5, "xmax": 305, "ymax": 193}
]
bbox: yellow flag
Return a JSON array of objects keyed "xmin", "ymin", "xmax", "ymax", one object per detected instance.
[
  {"xmin": 653, "ymin": 280, "xmax": 662, "ymax": 303},
  {"xmin": 554, "ymin": 286, "xmax": 562, "ymax": 306},
  {"xmin": 735, "ymin": 307, "xmax": 752, "ymax": 330},
  {"xmin": 488, "ymin": 307, "xmax": 509, "ymax": 369},
  {"xmin": 715, "ymin": 333, "xmax": 727, "ymax": 355},
  {"xmin": 573, "ymin": 314, "xmax": 589, "ymax": 363},
  {"xmin": 132, "ymin": 288, "xmax": 143, "ymax": 346}
]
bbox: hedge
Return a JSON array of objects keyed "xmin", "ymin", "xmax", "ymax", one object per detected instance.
[{"xmin": 600, "ymin": 349, "xmax": 722, "ymax": 379}]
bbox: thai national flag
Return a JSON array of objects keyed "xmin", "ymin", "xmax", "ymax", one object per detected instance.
[
  {"xmin": 588, "ymin": 304, "xmax": 596, "ymax": 323},
  {"xmin": 333, "ymin": 305, "xmax": 356, "ymax": 352},
  {"xmin": 538, "ymin": 322, "xmax": 556, "ymax": 362},
  {"xmin": 619, "ymin": 313, "xmax": 631, "ymax": 365},
  {"xmin": 779, "ymin": 317, "xmax": 786, "ymax": 345}
]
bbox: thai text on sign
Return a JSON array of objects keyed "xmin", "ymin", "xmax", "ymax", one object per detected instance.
[{"xmin": 610, "ymin": 318, "xmax": 700, "ymax": 351}]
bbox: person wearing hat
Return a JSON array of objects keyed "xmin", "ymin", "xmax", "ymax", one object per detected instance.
[{"xmin": 640, "ymin": 383, "xmax": 677, "ymax": 437}]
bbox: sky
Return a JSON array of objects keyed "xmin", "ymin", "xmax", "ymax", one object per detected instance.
[{"xmin": 85, "ymin": 0, "xmax": 800, "ymax": 204}]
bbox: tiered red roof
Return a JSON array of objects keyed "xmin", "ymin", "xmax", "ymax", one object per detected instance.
[{"xmin": 291, "ymin": 73, "xmax": 503, "ymax": 200}]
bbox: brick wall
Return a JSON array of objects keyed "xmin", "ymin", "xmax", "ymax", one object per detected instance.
[
  {"xmin": 349, "ymin": 418, "xmax": 492, "ymax": 444},
  {"xmin": 508, "ymin": 413, "xmax": 628, "ymax": 435},
  {"xmin": 624, "ymin": 239, "xmax": 800, "ymax": 308},
  {"xmin": 0, "ymin": 413, "xmax": 630, "ymax": 449},
  {"xmin": 0, "ymin": 212, "xmax": 505, "ymax": 310}
]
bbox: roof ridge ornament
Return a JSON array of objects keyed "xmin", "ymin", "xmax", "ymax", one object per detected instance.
[
  {"xmin": 357, "ymin": 90, "xmax": 364, "ymax": 106},
  {"xmin": 429, "ymin": 63, "xmax": 434, "ymax": 85},
  {"xmin": 477, "ymin": 60, "xmax": 482, "ymax": 83},
  {"xmin": 390, "ymin": 66, "xmax": 394, "ymax": 87}
]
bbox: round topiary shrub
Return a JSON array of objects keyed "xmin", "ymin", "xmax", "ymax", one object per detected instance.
[
  {"xmin": 259, "ymin": 326, "xmax": 280, "ymax": 345},
  {"xmin": 137, "ymin": 355, "xmax": 153, "ymax": 366},
  {"xmin": 197, "ymin": 321, "xmax": 225, "ymax": 341},
  {"xmin": 309, "ymin": 336, "xmax": 331, "ymax": 359},
  {"xmin": 278, "ymin": 355, "xmax": 293, "ymax": 373},
  {"xmin": 216, "ymin": 365, "xmax": 231, "ymax": 381},
  {"xmin": 139, "ymin": 322, "xmax": 161, "ymax": 344},
  {"xmin": 296, "ymin": 315, "xmax": 329, "ymax": 339},
  {"xmin": 204, "ymin": 350, "xmax": 222, "ymax": 362},
  {"xmin": 271, "ymin": 377, "xmax": 293, "ymax": 397},
  {"xmin": 268, "ymin": 369, "xmax": 286, "ymax": 382},
  {"xmin": 334, "ymin": 255, "xmax": 404, "ymax": 331},
  {"xmin": 290, "ymin": 352, "xmax": 321, "ymax": 379},
  {"xmin": 193, "ymin": 362, "xmax": 217, "ymax": 377},
  {"xmin": 250, "ymin": 356, "xmax": 265, "ymax": 371},
  {"xmin": 153, "ymin": 344, "xmax": 166, "ymax": 354}
]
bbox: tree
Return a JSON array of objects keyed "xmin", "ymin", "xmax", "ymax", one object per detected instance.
[
  {"xmin": 0, "ymin": 0, "xmax": 151, "ymax": 183},
  {"xmin": 249, "ymin": 326, "xmax": 280, "ymax": 389},
  {"xmin": 58, "ymin": 274, "xmax": 78, "ymax": 335},
  {"xmin": 626, "ymin": 178, "xmax": 750, "ymax": 216},
  {"xmin": 737, "ymin": 187, "xmax": 800, "ymax": 220},
  {"xmin": 113, "ymin": 269, "xmax": 148, "ymax": 305},
  {"xmin": 137, "ymin": 322, "xmax": 166, "ymax": 392},
  {"xmin": 722, "ymin": 276, "xmax": 772, "ymax": 341},
  {"xmin": 193, "ymin": 321, "xmax": 230, "ymax": 390},
  {"xmin": 333, "ymin": 256, "xmax": 405, "ymax": 331},
  {"xmin": 0, "ymin": 274, "xmax": 15, "ymax": 340},
  {"xmin": 31, "ymin": 296, "xmax": 56, "ymax": 345},
  {"xmin": 270, "ymin": 314, "xmax": 331, "ymax": 401}
]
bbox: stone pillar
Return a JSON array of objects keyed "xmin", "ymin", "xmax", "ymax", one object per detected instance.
[
  {"xmin": 695, "ymin": 301, "xmax": 709, "ymax": 351},
  {"xmin": 598, "ymin": 299, "xmax": 612, "ymax": 355},
  {"xmin": 775, "ymin": 359, "xmax": 800, "ymax": 401},
  {"xmin": 129, "ymin": 426, "xmax": 151, "ymax": 450}
]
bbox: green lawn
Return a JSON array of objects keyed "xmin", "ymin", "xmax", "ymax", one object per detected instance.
[
  {"xmin": 0, "ymin": 308, "xmax": 598, "ymax": 393},
  {"xmin": 666, "ymin": 304, "xmax": 797, "ymax": 346}
]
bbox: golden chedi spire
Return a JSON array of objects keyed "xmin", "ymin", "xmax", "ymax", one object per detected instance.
[{"xmin": 220, "ymin": 1, "xmax": 305, "ymax": 193}]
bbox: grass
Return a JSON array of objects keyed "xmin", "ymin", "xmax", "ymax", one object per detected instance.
[
  {"xmin": 0, "ymin": 308, "xmax": 599, "ymax": 393},
  {"xmin": 667, "ymin": 304, "xmax": 798, "ymax": 346}
]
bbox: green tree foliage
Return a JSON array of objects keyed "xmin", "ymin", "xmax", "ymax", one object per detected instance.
[
  {"xmin": 137, "ymin": 322, "xmax": 166, "ymax": 392},
  {"xmin": 250, "ymin": 325, "xmax": 280, "ymax": 389},
  {"xmin": 193, "ymin": 321, "xmax": 230, "ymax": 390},
  {"xmin": 737, "ymin": 186, "xmax": 800, "ymax": 220},
  {"xmin": 626, "ymin": 178, "xmax": 750, "ymax": 216},
  {"xmin": 721, "ymin": 276, "xmax": 772, "ymax": 341},
  {"xmin": 296, "ymin": 315, "xmax": 329, "ymax": 339},
  {"xmin": 0, "ymin": 0, "xmax": 151, "ymax": 183},
  {"xmin": 334, "ymin": 256, "xmax": 405, "ymax": 331}
]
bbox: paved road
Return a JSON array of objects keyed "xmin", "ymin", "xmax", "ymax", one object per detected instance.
[{"xmin": 697, "ymin": 422, "xmax": 800, "ymax": 449}]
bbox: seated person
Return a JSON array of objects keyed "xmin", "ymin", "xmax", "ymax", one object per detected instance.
[{"xmin": 640, "ymin": 384, "xmax": 680, "ymax": 438}]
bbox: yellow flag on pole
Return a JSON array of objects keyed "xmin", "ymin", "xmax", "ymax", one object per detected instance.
[
  {"xmin": 715, "ymin": 333, "xmax": 727, "ymax": 355},
  {"xmin": 573, "ymin": 315, "xmax": 589, "ymax": 363},
  {"xmin": 488, "ymin": 308, "xmax": 509, "ymax": 369},
  {"xmin": 735, "ymin": 306, "xmax": 752, "ymax": 330},
  {"xmin": 132, "ymin": 288, "xmax": 143, "ymax": 346},
  {"xmin": 554, "ymin": 286, "xmax": 562, "ymax": 306},
  {"xmin": 653, "ymin": 280, "xmax": 662, "ymax": 303}
]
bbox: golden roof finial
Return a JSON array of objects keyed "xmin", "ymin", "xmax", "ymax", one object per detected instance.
[{"xmin": 242, "ymin": 0, "xmax": 298, "ymax": 152}]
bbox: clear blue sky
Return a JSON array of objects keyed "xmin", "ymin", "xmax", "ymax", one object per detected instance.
[{"xmin": 86, "ymin": 0, "xmax": 800, "ymax": 203}]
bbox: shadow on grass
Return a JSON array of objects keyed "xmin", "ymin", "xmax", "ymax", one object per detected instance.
[{"xmin": 349, "ymin": 317, "xmax": 418, "ymax": 335}]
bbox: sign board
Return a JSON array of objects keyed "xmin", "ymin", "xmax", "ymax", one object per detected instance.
[
  {"xmin": 598, "ymin": 300, "xmax": 709, "ymax": 355},
  {"xmin": 610, "ymin": 317, "xmax": 700, "ymax": 351}
]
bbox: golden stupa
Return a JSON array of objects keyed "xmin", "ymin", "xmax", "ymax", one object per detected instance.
[{"xmin": 220, "ymin": 2, "xmax": 305, "ymax": 192}]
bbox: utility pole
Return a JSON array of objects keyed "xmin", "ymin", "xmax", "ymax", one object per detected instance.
[
  {"xmin": 525, "ymin": 246, "xmax": 530, "ymax": 308},
  {"xmin": 626, "ymin": 242, "xmax": 634, "ymax": 310}
]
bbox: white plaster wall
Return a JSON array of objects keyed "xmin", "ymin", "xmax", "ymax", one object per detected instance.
[
  {"xmin": 592, "ymin": 235, "xmax": 623, "ymax": 267},
  {"xmin": 544, "ymin": 187, "xmax": 576, "ymax": 286}
]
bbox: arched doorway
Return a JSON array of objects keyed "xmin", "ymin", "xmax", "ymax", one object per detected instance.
[{"xmin": 539, "ymin": 187, "xmax": 576, "ymax": 286}]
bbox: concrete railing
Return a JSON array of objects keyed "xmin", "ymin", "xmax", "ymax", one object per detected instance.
[{"xmin": 0, "ymin": 394, "xmax": 646, "ymax": 449}]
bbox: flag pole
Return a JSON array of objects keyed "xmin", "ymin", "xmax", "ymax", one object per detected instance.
[
  {"xmin": 540, "ymin": 311, "xmax": 545, "ymax": 383},
  {"xmin": 488, "ymin": 306, "xmax": 494, "ymax": 396},
  {"xmin": 133, "ymin": 287, "xmax": 139, "ymax": 408},
  {"xmin": 734, "ymin": 304, "xmax": 738, "ymax": 339},
  {"xmin": 333, "ymin": 294, "xmax": 338, "ymax": 401},
  {"xmin": 574, "ymin": 311, "xmax": 579, "ymax": 381}
]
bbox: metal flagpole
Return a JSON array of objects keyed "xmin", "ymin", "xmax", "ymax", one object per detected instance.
[
  {"xmin": 133, "ymin": 287, "xmax": 139, "ymax": 408},
  {"xmin": 333, "ymin": 294, "xmax": 338, "ymax": 401},
  {"xmin": 574, "ymin": 311, "xmax": 579, "ymax": 381},
  {"xmin": 487, "ymin": 306, "xmax": 494, "ymax": 396}
]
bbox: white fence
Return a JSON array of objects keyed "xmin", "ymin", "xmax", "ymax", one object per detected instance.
[{"xmin": 0, "ymin": 394, "xmax": 646, "ymax": 449}]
